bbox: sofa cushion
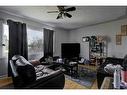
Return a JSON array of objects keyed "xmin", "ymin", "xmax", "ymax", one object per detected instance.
[
  {"xmin": 15, "ymin": 56, "xmax": 33, "ymax": 66},
  {"xmin": 36, "ymin": 69, "xmax": 61, "ymax": 80},
  {"xmin": 17, "ymin": 64, "xmax": 36, "ymax": 84},
  {"xmin": 104, "ymin": 57, "xmax": 123, "ymax": 65}
]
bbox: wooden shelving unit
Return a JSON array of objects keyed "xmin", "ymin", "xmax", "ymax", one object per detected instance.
[{"xmin": 89, "ymin": 36, "xmax": 107, "ymax": 66}]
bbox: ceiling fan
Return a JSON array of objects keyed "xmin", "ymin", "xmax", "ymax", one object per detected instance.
[{"xmin": 47, "ymin": 6, "xmax": 76, "ymax": 19}]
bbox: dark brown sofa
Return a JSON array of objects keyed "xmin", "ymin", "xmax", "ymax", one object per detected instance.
[{"xmin": 9, "ymin": 55, "xmax": 65, "ymax": 89}]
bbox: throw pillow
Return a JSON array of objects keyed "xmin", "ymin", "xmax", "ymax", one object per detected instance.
[{"xmin": 30, "ymin": 60, "xmax": 41, "ymax": 66}]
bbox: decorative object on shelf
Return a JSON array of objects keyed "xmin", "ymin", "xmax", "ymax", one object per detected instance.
[
  {"xmin": 121, "ymin": 25, "xmax": 127, "ymax": 36},
  {"xmin": 97, "ymin": 36, "xmax": 104, "ymax": 43},
  {"xmin": 116, "ymin": 34, "xmax": 122, "ymax": 45},
  {"xmin": 82, "ymin": 36, "xmax": 90, "ymax": 42}
]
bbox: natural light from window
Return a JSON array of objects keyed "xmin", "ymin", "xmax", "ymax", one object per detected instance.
[
  {"xmin": 2, "ymin": 24, "xmax": 9, "ymax": 58},
  {"xmin": 27, "ymin": 28, "xmax": 44, "ymax": 60}
]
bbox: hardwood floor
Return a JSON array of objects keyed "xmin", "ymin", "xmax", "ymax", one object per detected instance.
[
  {"xmin": 64, "ymin": 79, "xmax": 98, "ymax": 89},
  {"xmin": 0, "ymin": 77, "xmax": 12, "ymax": 88},
  {"xmin": 0, "ymin": 64, "xmax": 98, "ymax": 89},
  {"xmin": 64, "ymin": 79, "xmax": 87, "ymax": 89}
]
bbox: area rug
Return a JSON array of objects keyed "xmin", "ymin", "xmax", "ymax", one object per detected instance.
[{"xmin": 65, "ymin": 66, "xmax": 96, "ymax": 88}]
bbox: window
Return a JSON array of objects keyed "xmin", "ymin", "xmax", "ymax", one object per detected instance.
[
  {"xmin": 0, "ymin": 23, "xmax": 9, "ymax": 77},
  {"xmin": 27, "ymin": 28, "xmax": 44, "ymax": 60},
  {"xmin": 2, "ymin": 24, "xmax": 9, "ymax": 58}
]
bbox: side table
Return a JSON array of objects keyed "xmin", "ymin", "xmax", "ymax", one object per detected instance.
[{"xmin": 63, "ymin": 62, "xmax": 78, "ymax": 77}]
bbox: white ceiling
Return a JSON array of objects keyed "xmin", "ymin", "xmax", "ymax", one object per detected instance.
[{"xmin": 0, "ymin": 6, "xmax": 126, "ymax": 30}]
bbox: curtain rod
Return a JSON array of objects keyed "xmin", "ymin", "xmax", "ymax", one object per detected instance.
[
  {"xmin": 0, "ymin": 18, "xmax": 7, "ymax": 24},
  {"xmin": 1, "ymin": 18, "xmax": 54, "ymax": 30}
]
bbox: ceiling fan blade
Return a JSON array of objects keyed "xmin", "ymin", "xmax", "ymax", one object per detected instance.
[
  {"xmin": 56, "ymin": 15, "xmax": 60, "ymax": 19},
  {"xmin": 65, "ymin": 7, "xmax": 76, "ymax": 12},
  {"xmin": 56, "ymin": 13, "xmax": 63, "ymax": 19},
  {"xmin": 64, "ymin": 13, "xmax": 72, "ymax": 18},
  {"xmin": 47, "ymin": 11, "xmax": 59, "ymax": 13},
  {"xmin": 56, "ymin": 15, "xmax": 62, "ymax": 19}
]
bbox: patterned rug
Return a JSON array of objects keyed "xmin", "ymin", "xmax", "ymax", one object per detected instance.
[{"xmin": 65, "ymin": 66, "xmax": 96, "ymax": 88}]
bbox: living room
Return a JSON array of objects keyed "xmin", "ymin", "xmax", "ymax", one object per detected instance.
[{"xmin": 0, "ymin": 6, "xmax": 127, "ymax": 90}]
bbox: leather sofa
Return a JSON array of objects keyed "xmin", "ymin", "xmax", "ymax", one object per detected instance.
[
  {"xmin": 97, "ymin": 57, "xmax": 123, "ymax": 89},
  {"xmin": 10, "ymin": 55, "xmax": 65, "ymax": 89}
]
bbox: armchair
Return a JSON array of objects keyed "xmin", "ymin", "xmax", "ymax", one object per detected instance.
[{"xmin": 97, "ymin": 57, "xmax": 123, "ymax": 88}]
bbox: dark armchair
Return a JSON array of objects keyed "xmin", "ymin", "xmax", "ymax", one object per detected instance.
[
  {"xmin": 10, "ymin": 55, "xmax": 65, "ymax": 89},
  {"xmin": 97, "ymin": 57, "xmax": 123, "ymax": 89}
]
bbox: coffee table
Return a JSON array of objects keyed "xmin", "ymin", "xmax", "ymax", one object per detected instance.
[
  {"xmin": 41, "ymin": 61, "xmax": 78, "ymax": 77},
  {"xmin": 62, "ymin": 62, "xmax": 78, "ymax": 77}
]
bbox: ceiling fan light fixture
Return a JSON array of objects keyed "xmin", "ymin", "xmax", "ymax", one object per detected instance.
[{"xmin": 47, "ymin": 6, "xmax": 76, "ymax": 19}]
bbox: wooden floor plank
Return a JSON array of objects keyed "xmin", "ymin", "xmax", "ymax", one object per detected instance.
[{"xmin": 0, "ymin": 77, "xmax": 12, "ymax": 88}]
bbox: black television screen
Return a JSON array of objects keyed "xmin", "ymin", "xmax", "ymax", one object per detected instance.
[{"xmin": 61, "ymin": 43, "xmax": 80, "ymax": 59}]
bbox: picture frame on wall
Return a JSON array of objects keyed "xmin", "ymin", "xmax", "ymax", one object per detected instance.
[
  {"xmin": 121, "ymin": 25, "xmax": 127, "ymax": 36},
  {"xmin": 116, "ymin": 35, "xmax": 122, "ymax": 45},
  {"xmin": 82, "ymin": 36, "xmax": 90, "ymax": 42}
]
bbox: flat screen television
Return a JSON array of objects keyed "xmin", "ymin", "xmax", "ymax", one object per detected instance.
[{"xmin": 61, "ymin": 43, "xmax": 80, "ymax": 59}]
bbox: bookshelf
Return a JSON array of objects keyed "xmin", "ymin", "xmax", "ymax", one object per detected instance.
[{"xmin": 89, "ymin": 36, "xmax": 107, "ymax": 66}]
